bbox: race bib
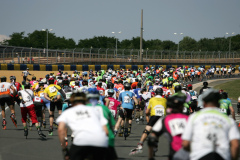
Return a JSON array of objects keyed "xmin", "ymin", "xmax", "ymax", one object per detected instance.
[
  {"xmin": 0, "ymin": 88, "xmax": 7, "ymax": 92},
  {"xmin": 169, "ymin": 118, "xmax": 187, "ymax": 136},
  {"xmin": 183, "ymin": 107, "xmax": 187, "ymax": 113},
  {"xmin": 192, "ymin": 96, "xmax": 197, "ymax": 100},
  {"xmin": 110, "ymin": 109, "xmax": 116, "ymax": 117},
  {"xmin": 124, "ymin": 96, "xmax": 130, "ymax": 103},
  {"xmin": 66, "ymin": 92, "xmax": 72, "ymax": 99},
  {"xmin": 219, "ymin": 108, "xmax": 227, "ymax": 113},
  {"xmin": 49, "ymin": 87, "xmax": 56, "ymax": 93},
  {"xmin": 155, "ymin": 108, "xmax": 164, "ymax": 116},
  {"xmin": 34, "ymin": 97, "xmax": 41, "ymax": 102}
]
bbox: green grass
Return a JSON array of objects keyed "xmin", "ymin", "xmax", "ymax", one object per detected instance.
[{"xmin": 214, "ymin": 80, "xmax": 240, "ymax": 100}]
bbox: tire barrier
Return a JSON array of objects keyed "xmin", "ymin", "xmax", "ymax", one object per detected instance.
[{"xmin": 0, "ymin": 64, "xmax": 237, "ymax": 71}]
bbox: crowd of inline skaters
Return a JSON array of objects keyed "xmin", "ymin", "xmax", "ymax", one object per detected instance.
[{"xmin": 0, "ymin": 65, "xmax": 240, "ymax": 160}]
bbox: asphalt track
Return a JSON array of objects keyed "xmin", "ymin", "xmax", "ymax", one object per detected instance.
[{"xmin": 0, "ymin": 77, "xmax": 240, "ymax": 160}]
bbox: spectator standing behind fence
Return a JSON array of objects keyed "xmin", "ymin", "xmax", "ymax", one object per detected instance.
[
  {"xmin": 22, "ymin": 58, "xmax": 25, "ymax": 64},
  {"xmin": 27, "ymin": 57, "xmax": 30, "ymax": 64}
]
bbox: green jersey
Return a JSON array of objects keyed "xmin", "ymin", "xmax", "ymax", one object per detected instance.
[
  {"xmin": 86, "ymin": 104, "xmax": 116, "ymax": 147},
  {"xmin": 219, "ymin": 99, "xmax": 231, "ymax": 115},
  {"xmin": 96, "ymin": 76, "xmax": 103, "ymax": 82}
]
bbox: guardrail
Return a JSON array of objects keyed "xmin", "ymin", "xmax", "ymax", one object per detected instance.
[{"xmin": 0, "ymin": 45, "xmax": 240, "ymax": 65}]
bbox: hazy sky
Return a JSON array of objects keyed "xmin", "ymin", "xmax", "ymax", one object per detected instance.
[{"xmin": 1, "ymin": 0, "xmax": 240, "ymax": 43}]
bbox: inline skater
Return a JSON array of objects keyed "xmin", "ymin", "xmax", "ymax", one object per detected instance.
[
  {"xmin": 10, "ymin": 76, "xmax": 21, "ymax": 106},
  {"xmin": 148, "ymin": 93, "xmax": 189, "ymax": 160},
  {"xmin": 18, "ymin": 82, "xmax": 46, "ymax": 139},
  {"xmin": 187, "ymin": 84, "xmax": 198, "ymax": 112},
  {"xmin": 182, "ymin": 89, "xmax": 240, "ymax": 160},
  {"xmin": 57, "ymin": 92, "xmax": 108, "ymax": 160},
  {"xmin": 115, "ymin": 82, "xmax": 138, "ymax": 139},
  {"xmin": 199, "ymin": 81, "xmax": 210, "ymax": 95},
  {"xmin": 87, "ymin": 88, "xmax": 118, "ymax": 160},
  {"xmin": 0, "ymin": 76, "xmax": 17, "ymax": 129},
  {"xmin": 35, "ymin": 81, "xmax": 50, "ymax": 128},
  {"xmin": 237, "ymin": 97, "xmax": 240, "ymax": 115},
  {"xmin": 44, "ymin": 77, "xmax": 65, "ymax": 135},
  {"xmin": 130, "ymin": 88, "xmax": 167, "ymax": 156},
  {"xmin": 219, "ymin": 92, "xmax": 235, "ymax": 120},
  {"xmin": 22, "ymin": 68, "xmax": 34, "ymax": 81}
]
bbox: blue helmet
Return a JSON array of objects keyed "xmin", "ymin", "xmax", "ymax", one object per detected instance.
[{"xmin": 87, "ymin": 87, "xmax": 99, "ymax": 99}]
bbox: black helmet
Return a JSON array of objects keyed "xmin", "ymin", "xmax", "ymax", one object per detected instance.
[
  {"xmin": 175, "ymin": 85, "xmax": 182, "ymax": 93},
  {"xmin": 167, "ymin": 94, "xmax": 186, "ymax": 108},
  {"xmin": 124, "ymin": 82, "xmax": 131, "ymax": 90},
  {"xmin": 32, "ymin": 76, "xmax": 36, "ymax": 80},
  {"xmin": 22, "ymin": 80, "xmax": 26, "ymax": 86},
  {"xmin": 163, "ymin": 83, "xmax": 168, "ymax": 87},
  {"xmin": 108, "ymin": 89, "xmax": 114, "ymax": 95},
  {"xmin": 107, "ymin": 82, "xmax": 114, "ymax": 89},
  {"xmin": 82, "ymin": 80, "xmax": 88, "ymax": 86},
  {"xmin": 155, "ymin": 88, "xmax": 163, "ymax": 95},
  {"xmin": 39, "ymin": 81, "xmax": 44, "ymax": 87},
  {"xmin": 221, "ymin": 92, "xmax": 228, "ymax": 99},
  {"xmin": 203, "ymin": 81, "xmax": 208, "ymax": 87},
  {"xmin": 1, "ymin": 76, "xmax": 6, "ymax": 82},
  {"xmin": 63, "ymin": 79, "xmax": 69, "ymax": 86},
  {"xmin": 75, "ymin": 80, "xmax": 80, "ymax": 86},
  {"xmin": 24, "ymin": 82, "xmax": 31, "ymax": 89}
]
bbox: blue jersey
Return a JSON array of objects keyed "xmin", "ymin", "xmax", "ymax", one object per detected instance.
[
  {"xmin": 134, "ymin": 88, "xmax": 141, "ymax": 99},
  {"xmin": 119, "ymin": 91, "xmax": 135, "ymax": 109}
]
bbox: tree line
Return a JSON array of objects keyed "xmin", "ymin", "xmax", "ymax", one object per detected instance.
[{"xmin": 2, "ymin": 30, "xmax": 240, "ymax": 51}]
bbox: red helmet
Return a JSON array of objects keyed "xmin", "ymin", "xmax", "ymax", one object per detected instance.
[
  {"xmin": 48, "ymin": 78, "xmax": 54, "ymax": 81},
  {"xmin": 187, "ymin": 84, "xmax": 192, "ymax": 88}
]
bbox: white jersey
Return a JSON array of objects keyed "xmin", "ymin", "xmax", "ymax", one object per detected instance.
[
  {"xmin": 22, "ymin": 71, "xmax": 30, "ymax": 76},
  {"xmin": 18, "ymin": 89, "xmax": 34, "ymax": 107},
  {"xmin": 0, "ymin": 82, "xmax": 13, "ymax": 97},
  {"xmin": 56, "ymin": 105, "xmax": 108, "ymax": 147},
  {"xmin": 182, "ymin": 107, "xmax": 240, "ymax": 160}
]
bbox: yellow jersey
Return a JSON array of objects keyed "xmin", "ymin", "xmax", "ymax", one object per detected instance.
[
  {"xmin": 147, "ymin": 95, "xmax": 167, "ymax": 117},
  {"xmin": 32, "ymin": 82, "xmax": 39, "ymax": 91},
  {"xmin": 44, "ymin": 84, "xmax": 61, "ymax": 99}
]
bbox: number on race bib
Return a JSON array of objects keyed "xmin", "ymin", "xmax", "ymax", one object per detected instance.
[
  {"xmin": 220, "ymin": 108, "xmax": 227, "ymax": 113},
  {"xmin": 66, "ymin": 92, "xmax": 72, "ymax": 99},
  {"xmin": 0, "ymin": 88, "xmax": 7, "ymax": 92},
  {"xmin": 169, "ymin": 119, "xmax": 187, "ymax": 136},
  {"xmin": 124, "ymin": 96, "xmax": 130, "ymax": 103},
  {"xmin": 34, "ymin": 97, "xmax": 41, "ymax": 102},
  {"xmin": 49, "ymin": 87, "xmax": 56, "ymax": 93},
  {"xmin": 155, "ymin": 108, "xmax": 164, "ymax": 116}
]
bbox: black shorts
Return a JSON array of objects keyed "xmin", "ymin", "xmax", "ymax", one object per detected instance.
[
  {"xmin": 199, "ymin": 152, "xmax": 224, "ymax": 160},
  {"xmin": 105, "ymin": 147, "xmax": 118, "ymax": 160},
  {"xmin": 50, "ymin": 101, "xmax": 62, "ymax": 111},
  {"xmin": 119, "ymin": 108, "xmax": 133, "ymax": 119},
  {"xmin": 70, "ymin": 145, "xmax": 107, "ymax": 160},
  {"xmin": 0, "ymin": 96, "xmax": 14, "ymax": 106},
  {"xmin": 147, "ymin": 116, "xmax": 161, "ymax": 127}
]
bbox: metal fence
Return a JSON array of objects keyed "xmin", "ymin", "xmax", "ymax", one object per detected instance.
[{"xmin": 0, "ymin": 45, "xmax": 240, "ymax": 64}]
